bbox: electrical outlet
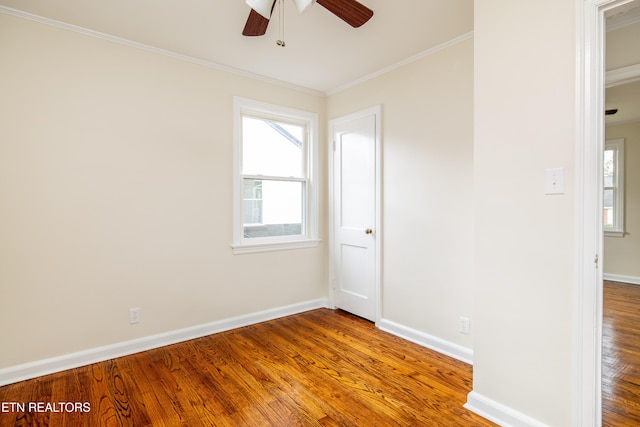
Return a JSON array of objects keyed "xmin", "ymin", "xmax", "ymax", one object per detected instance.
[
  {"xmin": 129, "ymin": 308, "xmax": 140, "ymax": 324},
  {"xmin": 458, "ymin": 316, "xmax": 470, "ymax": 335}
]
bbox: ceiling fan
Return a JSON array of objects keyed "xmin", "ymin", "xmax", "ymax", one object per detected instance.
[{"xmin": 242, "ymin": 0, "xmax": 374, "ymax": 37}]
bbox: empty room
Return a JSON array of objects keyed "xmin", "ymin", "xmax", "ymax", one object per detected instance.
[{"xmin": 1, "ymin": 0, "xmax": 639, "ymax": 425}]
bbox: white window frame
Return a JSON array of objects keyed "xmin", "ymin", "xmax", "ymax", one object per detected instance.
[
  {"xmin": 232, "ymin": 97, "xmax": 319, "ymax": 254},
  {"xmin": 604, "ymin": 138, "xmax": 625, "ymax": 237}
]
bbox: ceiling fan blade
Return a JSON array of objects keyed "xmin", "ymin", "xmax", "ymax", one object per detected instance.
[
  {"xmin": 316, "ymin": 0, "xmax": 373, "ymax": 28},
  {"xmin": 242, "ymin": 0, "xmax": 277, "ymax": 36}
]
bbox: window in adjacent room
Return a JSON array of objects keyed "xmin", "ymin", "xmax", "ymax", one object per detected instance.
[
  {"xmin": 232, "ymin": 97, "xmax": 318, "ymax": 253},
  {"xmin": 604, "ymin": 138, "xmax": 625, "ymax": 237}
]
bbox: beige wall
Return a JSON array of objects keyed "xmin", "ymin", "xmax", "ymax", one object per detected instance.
[
  {"xmin": 0, "ymin": 13, "xmax": 327, "ymax": 368},
  {"xmin": 605, "ymin": 122, "xmax": 640, "ymax": 279},
  {"xmin": 473, "ymin": 0, "xmax": 576, "ymax": 425},
  {"xmin": 606, "ymin": 20, "xmax": 640, "ymax": 71},
  {"xmin": 0, "ymin": 4, "xmax": 587, "ymax": 425},
  {"xmin": 327, "ymin": 38, "xmax": 475, "ymax": 349}
]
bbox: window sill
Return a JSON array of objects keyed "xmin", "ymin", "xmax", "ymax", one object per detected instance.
[
  {"xmin": 604, "ymin": 230, "xmax": 625, "ymax": 238},
  {"xmin": 232, "ymin": 239, "xmax": 320, "ymax": 254}
]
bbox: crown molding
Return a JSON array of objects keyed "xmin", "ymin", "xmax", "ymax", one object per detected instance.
[
  {"xmin": 2, "ymin": 5, "xmax": 475, "ymax": 98},
  {"xmin": 326, "ymin": 31, "xmax": 474, "ymax": 96},
  {"xmin": 0, "ymin": 5, "xmax": 325, "ymax": 97},
  {"xmin": 606, "ymin": 63, "xmax": 640, "ymax": 87}
]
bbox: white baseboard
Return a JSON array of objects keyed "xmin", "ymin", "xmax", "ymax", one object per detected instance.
[
  {"xmin": 377, "ymin": 318, "xmax": 473, "ymax": 365},
  {"xmin": 464, "ymin": 391, "xmax": 549, "ymax": 427},
  {"xmin": 0, "ymin": 298, "xmax": 329, "ymax": 386},
  {"xmin": 603, "ymin": 273, "xmax": 640, "ymax": 285}
]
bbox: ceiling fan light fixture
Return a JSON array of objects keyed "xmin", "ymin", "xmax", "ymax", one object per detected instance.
[
  {"xmin": 245, "ymin": 0, "xmax": 274, "ymax": 19},
  {"xmin": 242, "ymin": 0, "xmax": 374, "ymax": 37},
  {"xmin": 293, "ymin": 0, "xmax": 316, "ymax": 14}
]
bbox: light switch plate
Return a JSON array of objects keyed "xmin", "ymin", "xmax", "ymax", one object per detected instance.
[{"xmin": 545, "ymin": 168, "xmax": 565, "ymax": 194}]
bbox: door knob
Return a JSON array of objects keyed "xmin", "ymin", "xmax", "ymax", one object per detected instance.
[{"xmin": 365, "ymin": 228, "xmax": 373, "ymax": 234}]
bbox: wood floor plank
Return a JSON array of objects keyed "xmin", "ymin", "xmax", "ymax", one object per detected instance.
[
  {"xmin": 0, "ymin": 309, "xmax": 499, "ymax": 426},
  {"xmin": 263, "ymin": 316, "xmax": 440, "ymax": 424},
  {"xmin": 234, "ymin": 326, "xmax": 360, "ymax": 425},
  {"xmin": 120, "ymin": 354, "xmax": 174, "ymax": 426}
]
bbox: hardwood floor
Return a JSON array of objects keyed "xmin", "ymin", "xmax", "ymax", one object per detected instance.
[
  {"xmin": 2, "ymin": 283, "xmax": 638, "ymax": 427},
  {"xmin": 0, "ymin": 309, "xmax": 495, "ymax": 426},
  {"xmin": 603, "ymin": 280, "xmax": 640, "ymax": 427}
]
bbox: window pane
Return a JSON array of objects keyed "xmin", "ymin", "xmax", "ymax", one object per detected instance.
[
  {"xmin": 604, "ymin": 150, "xmax": 616, "ymax": 190},
  {"xmin": 242, "ymin": 117, "xmax": 304, "ymax": 177},
  {"xmin": 243, "ymin": 179, "xmax": 304, "ymax": 238},
  {"xmin": 604, "ymin": 149, "xmax": 614, "ymax": 181},
  {"xmin": 243, "ymin": 179, "xmax": 263, "ymax": 225},
  {"xmin": 604, "ymin": 188, "xmax": 614, "ymax": 227}
]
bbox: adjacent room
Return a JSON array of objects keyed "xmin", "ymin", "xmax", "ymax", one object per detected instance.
[
  {"xmin": 601, "ymin": 7, "xmax": 640, "ymax": 424},
  {"xmin": 1, "ymin": 0, "xmax": 639, "ymax": 425}
]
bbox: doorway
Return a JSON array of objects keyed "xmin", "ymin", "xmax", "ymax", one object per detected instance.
[
  {"xmin": 578, "ymin": 0, "xmax": 640, "ymax": 424},
  {"xmin": 329, "ymin": 106, "xmax": 382, "ymax": 322},
  {"xmin": 602, "ymin": 5, "xmax": 640, "ymax": 423}
]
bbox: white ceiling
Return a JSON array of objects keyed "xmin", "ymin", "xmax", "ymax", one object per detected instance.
[{"xmin": 0, "ymin": 0, "xmax": 473, "ymax": 94}]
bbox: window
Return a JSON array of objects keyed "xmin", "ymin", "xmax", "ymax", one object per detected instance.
[
  {"xmin": 232, "ymin": 97, "xmax": 318, "ymax": 253},
  {"xmin": 604, "ymin": 139, "xmax": 625, "ymax": 237}
]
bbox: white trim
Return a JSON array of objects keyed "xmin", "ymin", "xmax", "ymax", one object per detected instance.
[
  {"xmin": 603, "ymin": 273, "xmax": 640, "ymax": 285},
  {"xmin": 1, "ymin": 5, "xmax": 474, "ymax": 98},
  {"xmin": 0, "ymin": 6, "xmax": 324, "ymax": 97},
  {"xmin": 377, "ymin": 319, "xmax": 473, "ymax": 365},
  {"xmin": 605, "ymin": 63, "xmax": 640, "ymax": 87},
  {"xmin": 464, "ymin": 392, "xmax": 549, "ymax": 427},
  {"xmin": 328, "ymin": 105, "xmax": 383, "ymax": 323},
  {"xmin": 232, "ymin": 97, "xmax": 319, "ymax": 254},
  {"xmin": 575, "ymin": 1, "xmax": 604, "ymax": 426},
  {"xmin": 231, "ymin": 239, "xmax": 320, "ymax": 254},
  {"xmin": 326, "ymin": 32, "xmax": 474, "ymax": 96},
  {"xmin": 575, "ymin": 1, "xmax": 637, "ymax": 425},
  {"xmin": 0, "ymin": 298, "xmax": 329, "ymax": 387}
]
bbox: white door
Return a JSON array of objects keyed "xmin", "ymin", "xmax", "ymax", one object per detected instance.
[{"xmin": 330, "ymin": 107, "xmax": 380, "ymax": 322}]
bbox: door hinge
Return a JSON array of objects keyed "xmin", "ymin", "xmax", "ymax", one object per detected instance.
[{"xmin": 595, "ymin": 253, "xmax": 599, "ymax": 269}]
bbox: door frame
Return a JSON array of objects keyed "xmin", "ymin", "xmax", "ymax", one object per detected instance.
[
  {"xmin": 328, "ymin": 105, "xmax": 383, "ymax": 323},
  {"xmin": 576, "ymin": 0, "xmax": 639, "ymax": 424}
]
